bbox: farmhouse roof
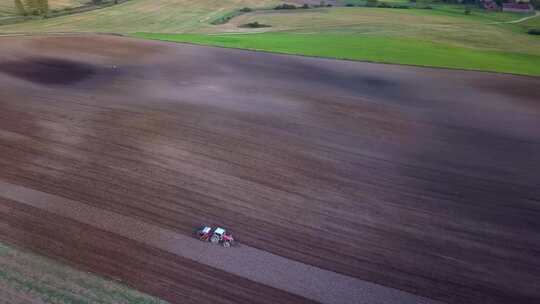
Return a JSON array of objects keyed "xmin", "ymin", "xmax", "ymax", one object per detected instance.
[{"xmin": 502, "ymin": 2, "xmax": 533, "ymax": 9}]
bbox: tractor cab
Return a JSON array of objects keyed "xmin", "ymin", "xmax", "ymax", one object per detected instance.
[
  {"xmin": 213, "ymin": 227, "xmax": 226, "ymax": 236},
  {"xmin": 211, "ymin": 227, "xmax": 226, "ymax": 244}
]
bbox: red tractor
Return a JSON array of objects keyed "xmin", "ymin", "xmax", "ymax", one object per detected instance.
[{"xmin": 196, "ymin": 226, "xmax": 235, "ymax": 247}]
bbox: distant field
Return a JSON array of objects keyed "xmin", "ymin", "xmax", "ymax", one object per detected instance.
[
  {"xmin": 214, "ymin": 7, "xmax": 539, "ymax": 53},
  {"xmin": 0, "ymin": 1, "xmax": 15, "ymax": 16},
  {"xmin": 341, "ymin": 0, "xmax": 409, "ymax": 5},
  {"xmin": 0, "ymin": 2, "xmax": 538, "ymax": 75},
  {"xmin": 133, "ymin": 6, "xmax": 540, "ymax": 76},
  {"xmin": 0, "ymin": 0, "xmax": 87, "ymax": 16},
  {"xmin": 0, "ymin": 0, "xmax": 278, "ymax": 32},
  {"xmin": 0, "ymin": 242, "xmax": 167, "ymax": 304},
  {"xmin": 520, "ymin": 11, "xmax": 540, "ymax": 31}
]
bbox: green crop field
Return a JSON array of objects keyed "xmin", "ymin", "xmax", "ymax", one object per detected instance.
[
  {"xmin": 0, "ymin": 0, "xmax": 278, "ymax": 32},
  {"xmin": 0, "ymin": 1, "xmax": 538, "ymax": 75},
  {"xmin": 0, "ymin": 242, "xmax": 167, "ymax": 304}
]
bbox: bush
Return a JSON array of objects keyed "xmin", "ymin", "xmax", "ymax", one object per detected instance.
[
  {"xmin": 301, "ymin": 3, "xmax": 310, "ymax": 8},
  {"xmin": 528, "ymin": 29, "xmax": 540, "ymax": 35},
  {"xmin": 464, "ymin": 7, "xmax": 471, "ymax": 15},
  {"xmin": 416, "ymin": 0, "xmax": 432, "ymax": 9},
  {"xmin": 366, "ymin": 0, "xmax": 378, "ymax": 6},
  {"xmin": 345, "ymin": 3, "xmax": 355, "ymax": 6},
  {"xmin": 239, "ymin": 21, "xmax": 271, "ymax": 28},
  {"xmin": 274, "ymin": 3, "xmax": 297, "ymax": 9},
  {"xmin": 239, "ymin": 7, "xmax": 253, "ymax": 12},
  {"xmin": 211, "ymin": 9, "xmax": 247, "ymax": 25}
]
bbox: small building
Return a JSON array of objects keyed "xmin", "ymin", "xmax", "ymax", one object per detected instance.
[{"xmin": 502, "ymin": 0, "xmax": 534, "ymax": 13}]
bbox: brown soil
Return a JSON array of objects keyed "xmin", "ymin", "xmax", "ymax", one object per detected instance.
[{"xmin": 1, "ymin": 34, "xmax": 540, "ymax": 304}]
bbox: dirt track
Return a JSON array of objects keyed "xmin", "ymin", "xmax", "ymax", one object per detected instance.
[{"xmin": 1, "ymin": 35, "xmax": 540, "ymax": 304}]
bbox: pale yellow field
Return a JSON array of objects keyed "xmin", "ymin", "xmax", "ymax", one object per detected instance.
[
  {"xmin": 0, "ymin": 0, "xmax": 278, "ymax": 32},
  {"xmin": 0, "ymin": 0, "xmax": 87, "ymax": 16}
]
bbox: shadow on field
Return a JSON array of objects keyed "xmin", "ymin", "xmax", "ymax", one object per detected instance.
[{"xmin": 0, "ymin": 57, "xmax": 96, "ymax": 85}]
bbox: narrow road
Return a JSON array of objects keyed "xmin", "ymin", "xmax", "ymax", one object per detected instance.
[{"xmin": 490, "ymin": 11, "xmax": 539, "ymax": 24}]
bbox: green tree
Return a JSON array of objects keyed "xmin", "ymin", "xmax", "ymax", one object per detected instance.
[
  {"xmin": 39, "ymin": 0, "xmax": 49, "ymax": 14},
  {"xmin": 416, "ymin": 0, "xmax": 433, "ymax": 8},
  {"xmin": 24, "ymin": 0, "xmax": 48, "ymax": 15},
  {"xmin": 366, "ymin": 0, "xmax": 378, "ymax": 6}
]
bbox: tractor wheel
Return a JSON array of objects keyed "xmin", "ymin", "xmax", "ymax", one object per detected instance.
[
  {"xmin": 210, "ymin": 235, "xmax": 220, "ymax": 244},
  {"xmin": 223, "ymin": 241, "xmax": 231, "ymax": 248}
]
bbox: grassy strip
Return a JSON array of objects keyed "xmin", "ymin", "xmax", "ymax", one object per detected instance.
[
  {"xmin": 132, "ymin": 32, "xmax": 540, "ymax": 76},
  {"xmin": 0, "ymin": 242, "xmax": 168, "ymax": 304}
]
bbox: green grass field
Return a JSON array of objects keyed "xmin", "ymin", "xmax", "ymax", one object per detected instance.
[
  {"xmin": 0, "ymin": 242, "xmax": 167, "ymax": 304},
  {"xmin": 0, "ymin": 1, "xmax": 538, "ymax": 75}
]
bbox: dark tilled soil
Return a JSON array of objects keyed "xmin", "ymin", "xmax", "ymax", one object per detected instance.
[
  {"xmin": 1, "ymin": 35, "xmax": 539, "ymax": 304},
  {"xmin": 0, "ymin": 58, "xmax": 96, "ymax": 85},
  {"xmin": 0, "ymin": 198, "xmax": 313, "ymax": 304}
]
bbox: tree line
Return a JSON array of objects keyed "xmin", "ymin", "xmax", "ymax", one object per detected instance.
[
  {"xmin": 13, "ymin": 0, "xmax": 121, "ymax": 16},
  {"xmin": 14, "ymin": 0, "xmax": 49, "ymax": 15}
]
